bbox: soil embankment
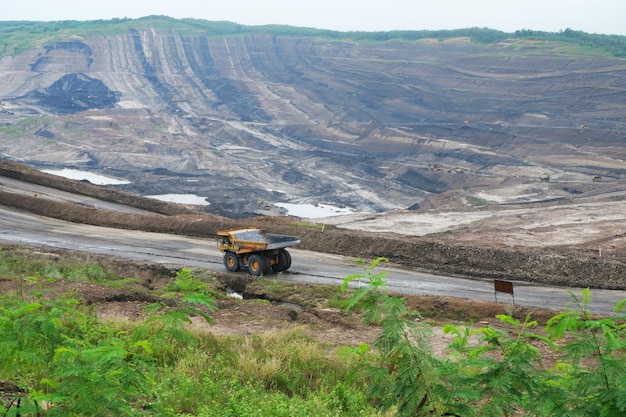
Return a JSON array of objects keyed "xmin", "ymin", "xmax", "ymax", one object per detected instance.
[{"xmin": 1, "ymin": 158, "xmax": 625, "ymax": 290}]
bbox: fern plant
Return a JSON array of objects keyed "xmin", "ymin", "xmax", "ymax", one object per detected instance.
[
  {"xmin": 0, "ymin": 293, "xmax": 154, "ymax": 416},
  {"xmin": 341, "ymin": 257, "xmax": 472, "ymax": 416},
  {"xmin": 133, "ymin": 268, "xmax": 217, "ymax": 366},
  {"xmin": 544, "ymin": 289, "xmax": 626, "ymax": 416},
  {"xmin": 159, "ymin": 268, "xmax": 217, "ymax": 321},
  {"xmin": 341, "ymin": 257, "xmax": 390, "ymax": 324},
  {"xmin": 0, "ymin": 267, "xmax": 222, "ymax": 415},
  {"xmin": 0, "ymin": 296, "xmax": 88, "ymax": 388},
  {"xmin": 446, "ymin": 313, "xmax": 570, "ymax": 416},
  {"xmin": 43, "ymin": 339, "xmax": 154, "ymax": 416}
]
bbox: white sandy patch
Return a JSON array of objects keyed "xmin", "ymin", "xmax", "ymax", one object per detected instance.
[
  {"xmin": 145, "ymin": 194, "xmax": 211, "ymax": 206},
  {"xmin": 117, "ymin": 100, "xmax": 145, "ymax": 109},
  {"xmin": 42, "ymin": 169, "xmax": 130, "ymax": 185},
  {"xmin": 314, "ymin": 199, "xmax": 626, "ymax": 248},
  {"xmin": 275, "ymin": 202, "xmax": 356, "ymax": 218}
]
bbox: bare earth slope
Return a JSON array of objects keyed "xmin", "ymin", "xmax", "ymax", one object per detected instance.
[{"xmin": 1, "ymin": 24, "xmax": 625, "ymax": 218}]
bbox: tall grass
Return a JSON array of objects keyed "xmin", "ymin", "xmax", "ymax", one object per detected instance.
[
  {"xmin": 149, "ymin": 327, "xmax": 373, "ymax": 416},
  {"xmin": 0, "ymin": 247, "xmax": 124, "ymax": 284}
]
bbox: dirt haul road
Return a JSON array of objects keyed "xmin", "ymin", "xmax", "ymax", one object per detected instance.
[{"xmin": 0, "ymin": 206, "xmax": 624, "ymax": 315}]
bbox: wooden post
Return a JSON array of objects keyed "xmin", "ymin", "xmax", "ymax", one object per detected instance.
[{"xmin": 494, "ymin": 279, "xmax": 514, "ymax": 304}]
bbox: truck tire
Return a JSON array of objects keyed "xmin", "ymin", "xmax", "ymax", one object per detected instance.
[
  {"xmin": 283, "ymin": 250, "xmax": 292, "ymax": 270},
  {"xmin": 224, "ymin": 252, "xmax": 240, "ymax": 272},
  {"xmin": 272, "ymin": 250, "xmax": 292, "ymax": 272},
  {"xmin": 247, "ymin": 254, "xmax": 266, "ymax": 276},
  {"xmin": 263, "ymin": 254, "xmax": 271, "ymax": 274}
]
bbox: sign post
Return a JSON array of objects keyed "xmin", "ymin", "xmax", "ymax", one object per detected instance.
[{"xmin": 494, "ymin": 279, "xmax": 514, "ymax": 304}]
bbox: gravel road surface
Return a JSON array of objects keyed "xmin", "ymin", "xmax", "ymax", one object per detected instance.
[{"xmin": 1, "ymin": 206, "xmax": 624, "ymax": 315}]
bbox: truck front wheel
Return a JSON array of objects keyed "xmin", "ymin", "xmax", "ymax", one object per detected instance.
[
  {"xmin": 247, "ymin": 254, "xmax": 266, "ymax": 276},
  {"xmin": 224, "ymin": 252, "xmax": 240, "ymax": 272}
]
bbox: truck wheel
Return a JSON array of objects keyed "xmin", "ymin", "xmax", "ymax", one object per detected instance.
[
  {"xmin": 224, "ymin": 252, "xmax": 240, "ymax": 272},
  {"xmin": 283, "ymin": 250, "xmax": 292, "ymax": 270},
  {"xmin": 263, "ymin": 254, "xmax": 271, "ymax": 274},
  {"xmin": 272, "ymin": 250, "xmax": 292, "ymax": 272},
  {"xmin": 247, "ymin": 254, "xmax": 266, "ymax": 276}
]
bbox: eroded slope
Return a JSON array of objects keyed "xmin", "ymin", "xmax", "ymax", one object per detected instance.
[{"xmin": 0, "ymin": 27, "xmax": 625, "ymax": 218}]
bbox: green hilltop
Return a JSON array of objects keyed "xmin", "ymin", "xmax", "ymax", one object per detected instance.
[{"xmin": 1, "ymin": 15, "xmax": 626, "ymax": 57}]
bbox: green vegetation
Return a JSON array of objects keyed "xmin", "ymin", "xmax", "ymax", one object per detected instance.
[
  {"xmin": 0, "ymin": 248, "xmax": 116, "ymax": 285},
  {"xmin": 340, "ymin": 258, "xmax": 626, "ymax": 416},
  {"xmin": 247, "ymin": 278, "xmax": 344, "ymax": 308},
  {"xmin": 0, "ymin": 297, "xmax": 372, "ymax": 416},
  {"xmin": 0, "ymin": 250, "xmax": 375, "ymax": 416},
  {"xmin": 0, "ymin": 117, "xmax": 53, "ymax": 138},
  {"xmin": 2, "ymin": 16, "xmax": 626, "ymax": 57},
  {"xmin": 289, "ymin": 219, "xmax": 329, "ymax": 231},
  {"xmin": 466, "ymin": 195, "xmax": 489, "ymax": 206},
  {"xmin": 2, "ymin": 250, "xmax": 626, "ymax": 416}
]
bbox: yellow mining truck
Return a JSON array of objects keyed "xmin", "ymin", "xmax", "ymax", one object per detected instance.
[{"xmin": 217, "ymin": 228, "xmax": 300, "ymax": 276}]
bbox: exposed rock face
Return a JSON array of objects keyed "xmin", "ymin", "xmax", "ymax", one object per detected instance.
[{"xmin": 0, "ymin": 24, "xmax": 625, "ymax": 218}]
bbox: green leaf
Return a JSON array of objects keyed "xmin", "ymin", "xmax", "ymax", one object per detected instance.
[
  {"xmin": 341, "ymin": 272, "xmax": 365, "ymax": 292},
  {"xmin": 614, "ymin": 298, "xmax": 626, "ymax": 313},
  {"xmin": 496, "ymin": 314, "xmax": 520, "ymax": 328},
  {"xmin": 15, "ymin": 302, "xmax": 43, "ymax": 315},
  {"xmin": 181, "ymin": 292, "xmax": 217, "ymax": 310},
  {"xmin": 344, "ymin": 287, "xmax": 368, "ymax": 311},
  {"xmin": 369, "ymin": 257, "xmax": 389, "ymax": 270}
]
